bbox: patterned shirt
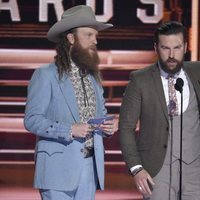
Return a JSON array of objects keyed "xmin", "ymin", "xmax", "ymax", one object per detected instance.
[{"xmin": 69, "ymin": 62, "xmax": 96, "ymax": 157}]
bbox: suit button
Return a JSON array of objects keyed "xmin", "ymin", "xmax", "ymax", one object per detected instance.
[
  {"xmin": 80, "ymin": 148, "xmax": 84, "ymax": 153},
  {"xmin": 166, "ymin": 127, "xmax": 169, "ymax": 131},
  {"xmin": 164, "ymin": 144, "xmax": 167, "ymax": 149}
]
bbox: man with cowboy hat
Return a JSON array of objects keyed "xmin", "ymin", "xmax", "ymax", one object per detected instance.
[{"xmin": 24, "ymin": 5, "xmax": 118, "ymax": 200}]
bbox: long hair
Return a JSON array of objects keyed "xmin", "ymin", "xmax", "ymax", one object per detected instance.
[{"xmin": 54, "ymin": 30, "xmax": 74, "ymax": 80}]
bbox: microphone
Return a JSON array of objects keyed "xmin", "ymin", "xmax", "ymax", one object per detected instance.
[{"xmin": 175, "ymin": 78, "xmax": 184, "ymax": 93}]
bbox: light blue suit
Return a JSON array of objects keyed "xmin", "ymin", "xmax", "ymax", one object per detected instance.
[{"xmin": 24, "ymin": 63, "xmax": 107, "ymax": 191}]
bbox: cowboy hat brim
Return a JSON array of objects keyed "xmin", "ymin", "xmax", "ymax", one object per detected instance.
[{"xmin": 47, "ymin": 15, "xmax": 113, "ymax": 43}]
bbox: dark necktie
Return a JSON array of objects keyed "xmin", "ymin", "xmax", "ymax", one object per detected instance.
[{"xmin": 168, "ymin": 75, "xmax": 179, "ymax": 116}]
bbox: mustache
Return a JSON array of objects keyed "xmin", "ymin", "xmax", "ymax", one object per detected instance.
[
  {"xmin": 89, "ymin": 45, "xmax": 97, "ymax": 51},
  {"xmin": 167, "ymin": 58, "xmax": 179, "ymax": 63}
]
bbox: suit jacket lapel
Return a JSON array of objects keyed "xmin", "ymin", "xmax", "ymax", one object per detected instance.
[
  {"xmin": 55, "ymin": 69, "xmax": 80, "ymax": 122},
  {"xmin": 151, "ymin": 64, "xmax": 169, "ymax": 120},
  {"xmin": 183, "ymin": 63, "xmax": 200, "ymax": 107},
  {"xmin": 89, "ymin": 75, "xmax": 102, "ymax": 118}
]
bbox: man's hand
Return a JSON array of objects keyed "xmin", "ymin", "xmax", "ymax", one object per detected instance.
[
  {"xmin": 134, "ymin": 169, "xmax": 155, "ymax": 197},
  {"xmin": 99, "ymin": 116, "xmax": 118, "ymax": 135},
  {"xmin": 71, "ymin": 123, "xmax": 94, "ymax": 138}
]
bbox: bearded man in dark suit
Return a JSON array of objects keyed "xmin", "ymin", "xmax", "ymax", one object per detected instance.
[{"xmin": 119, "ymin": 21, "xmax": 200, "ymax": 200}]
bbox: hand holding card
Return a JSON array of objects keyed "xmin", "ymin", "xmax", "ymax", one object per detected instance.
[
  {"xmin": 88, "ymin": 115, "xmax": 118, "ymax": 135},
  {"xmin": 87, "ymin": 115, "xmax": 115, "ymax": 125}
]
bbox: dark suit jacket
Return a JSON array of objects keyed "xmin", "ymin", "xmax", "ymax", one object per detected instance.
[{"xmin": 119, "ymin": 61, "xmax": 200, "ymax": 177}]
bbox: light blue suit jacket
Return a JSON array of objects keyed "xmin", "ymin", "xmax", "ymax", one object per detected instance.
[{"xmin": 24, "ymin": 63, "xmax": 107, "ymax": 191}]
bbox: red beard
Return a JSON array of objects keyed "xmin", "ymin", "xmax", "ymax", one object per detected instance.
[{"xmin": 70, "ymin": 41, "xmax": 100, "ymax": 75}]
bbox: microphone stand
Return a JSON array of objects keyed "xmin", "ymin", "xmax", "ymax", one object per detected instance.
[
  {"xmin": 169, "ymin": 115, "xmax": 173, "ymax": 200},
  {"xmin": 175, "ymin": 78, "xmax": 184, "ymax": 200},
  {"xmin": 178, "ymin": 88, "xmax": 183, "ymax": 200}
]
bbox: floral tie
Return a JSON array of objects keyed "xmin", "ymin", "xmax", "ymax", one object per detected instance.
[{"xmin": 168, "ymin": 75, "xmax": 179, "ymax": 116}]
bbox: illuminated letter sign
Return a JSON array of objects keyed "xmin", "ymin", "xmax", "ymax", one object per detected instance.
[
  {"xmin": 0, "ymin": 0, "xmax": 20, "ymax": 21},
  {"xmin": 86, "ymin": 0, "xmax": 113, "ymax": 22},
  {"xmin": 137, "ymin": 0, "xmax": 163, "ymax": 23},
  {"xmin": 39, "ymin": 0, "xmax": 64, "ymax": 22}
]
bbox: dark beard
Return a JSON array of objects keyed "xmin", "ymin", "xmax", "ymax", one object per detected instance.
[
  {"xmin": 159, "ymin": 57, "xmax": 183, "ymax": 74},
  {"xmin": 70, "ymin": 41, "xmax": 100, "ymax": 76}
]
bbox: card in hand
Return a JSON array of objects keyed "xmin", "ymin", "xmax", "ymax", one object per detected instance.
[{"xmin": 87, "ymin": 115, "xmax": 115, "ymax": 125}]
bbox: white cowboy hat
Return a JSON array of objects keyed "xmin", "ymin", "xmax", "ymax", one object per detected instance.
[{"xmin": 47, "ymin": 5, "xmax": 113, "ymax": 43}]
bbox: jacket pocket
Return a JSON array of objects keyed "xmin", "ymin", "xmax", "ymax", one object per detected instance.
[{"xmin": 36, "ymin": 141, "xmax": 65, "ymax": 156}]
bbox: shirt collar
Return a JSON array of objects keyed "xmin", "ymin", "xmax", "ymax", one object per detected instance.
[{"xmin": 70, "ymin": 60, "xmax": 79, "ymax": 73}]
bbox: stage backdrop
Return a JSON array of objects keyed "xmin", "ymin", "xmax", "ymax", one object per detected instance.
[
  {"xmin": 0, "ymin": 0, "xmax": 199, "ymax": 60},
  {"xmin": 0, "ymin": 0, "xmax": 200, "ymax": 189}
]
